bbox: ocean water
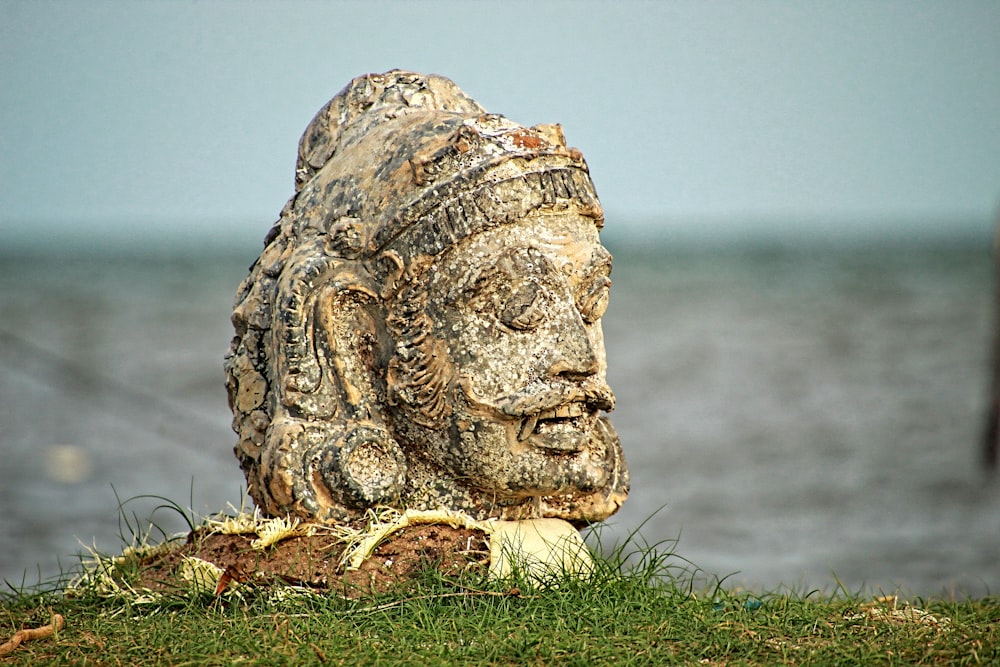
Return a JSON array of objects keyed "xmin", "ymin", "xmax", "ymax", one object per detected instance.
[{"xmin": 2, "ymin": 234, "xmax": 998, "ymax": 597}]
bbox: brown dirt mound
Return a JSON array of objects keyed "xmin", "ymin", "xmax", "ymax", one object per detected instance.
[{"xmin": 126, "ymin": 525, "xmax": 490, "ymax": 598}]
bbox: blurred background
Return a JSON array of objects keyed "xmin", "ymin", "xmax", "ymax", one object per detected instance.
[{"xmin": 2, "ymin": 1, "xmax": 999, "ymax": 597}]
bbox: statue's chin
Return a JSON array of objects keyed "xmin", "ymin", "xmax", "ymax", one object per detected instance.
[{"xmin": 493, "ymin": 416, "xmax": 615, "ymax": 498}]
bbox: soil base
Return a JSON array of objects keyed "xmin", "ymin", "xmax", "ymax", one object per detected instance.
[{"xmin": 125, "ymin": 525, "xmax": 490, "ymax": 598}]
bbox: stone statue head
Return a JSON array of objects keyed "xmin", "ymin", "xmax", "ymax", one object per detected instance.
[{"xmin": 225, "ymin": 70, "xmax": 628, "ymax": 525}]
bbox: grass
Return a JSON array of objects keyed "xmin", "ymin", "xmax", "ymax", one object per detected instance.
[{"xmin": 2, "ymin": 507, "xmax": 999, "ymax": 666}]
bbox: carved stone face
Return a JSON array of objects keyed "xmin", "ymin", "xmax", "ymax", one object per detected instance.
[
  {"xmin": 226, "ymin": 70, "xmax": 628, "ymax": 524},
  {"xmin": 390, "ymin": 210, "xmax": 618, "ymax": 499}
]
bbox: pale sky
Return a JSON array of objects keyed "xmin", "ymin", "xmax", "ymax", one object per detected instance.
[{"xmin": 2, "ymin": 0, "xmax": 998, "ymax": 246}]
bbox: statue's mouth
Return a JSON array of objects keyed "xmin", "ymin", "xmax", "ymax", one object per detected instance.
[{"xmin": 517, "ymin": 401, "xmax": 597, "ymax": 451}]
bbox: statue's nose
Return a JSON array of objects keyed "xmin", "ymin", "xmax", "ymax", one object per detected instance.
[{"xmin": 547, "ymin": 311, "xmax": 600, "ymax": 377}]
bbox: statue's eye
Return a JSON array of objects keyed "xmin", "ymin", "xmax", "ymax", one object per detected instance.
[
  {"xmin": 578, "ymin": 276, "xmax": 610, "ymax": 324},
  {"xmin": 500, "ymin": 282, "xmax": 546, "ymax": 331}
]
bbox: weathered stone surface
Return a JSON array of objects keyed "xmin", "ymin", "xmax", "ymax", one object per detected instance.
[{"xmin": 224, "ymin": 70, "xmax": 628, "ymax": 525}]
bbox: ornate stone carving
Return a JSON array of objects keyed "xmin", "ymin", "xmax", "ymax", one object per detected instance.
[{"xmin": 225, "ymin": 70, "xmax": 628, "ymax": 526}]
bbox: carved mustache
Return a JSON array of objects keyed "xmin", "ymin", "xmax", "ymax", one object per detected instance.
[{"xmin": 489, "ymin": 380, "xmax": 615, "ymax": 419}]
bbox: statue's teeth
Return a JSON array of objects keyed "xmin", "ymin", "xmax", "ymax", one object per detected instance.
[
  {"xmin": 518, "ymin": 414, "xmax": 539, "ymax": 441},
  {"xmin": 550, "ymin": 403, "xmax": 584, "ymax": 419}
]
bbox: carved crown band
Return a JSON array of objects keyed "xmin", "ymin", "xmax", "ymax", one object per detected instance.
[{"xmin": 357, "ymin": 165, "xmax": 603, "ymax": 288}]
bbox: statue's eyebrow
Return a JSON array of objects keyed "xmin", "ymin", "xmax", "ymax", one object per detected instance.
[{"xmin": 446, "ymin": 261, "xmax": 501, "ymax": 304}]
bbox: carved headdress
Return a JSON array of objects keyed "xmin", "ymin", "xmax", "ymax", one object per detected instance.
[{"xmin": 225, "ymin": 70, "xmax": 618, "ymax": 522}]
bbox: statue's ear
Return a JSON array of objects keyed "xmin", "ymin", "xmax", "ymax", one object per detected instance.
[
  {"xmin": 263, "ymin": 249, "xmax": 407, "ymax": 517},
  {"xmin": 310, "ymin": 282, "xmax": 386, "ymax": 422},
  {"xmin": 307, "ymin": 284, "xmax": 408, "ymax": 510}
]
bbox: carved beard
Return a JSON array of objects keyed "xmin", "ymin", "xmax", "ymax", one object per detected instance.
[{"xmin": 384, "ymin": 281, "xmax": 454, "ymax": 429}]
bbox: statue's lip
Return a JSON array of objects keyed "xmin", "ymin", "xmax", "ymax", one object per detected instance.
[{"xmin": 517, "ymin": 401, "xmax": 596, "ymax": 450}]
